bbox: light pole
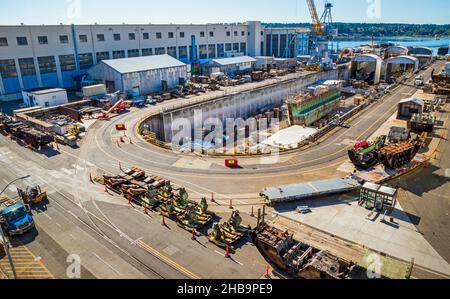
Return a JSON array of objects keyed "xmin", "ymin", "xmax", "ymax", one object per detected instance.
[
  {"xmin": 0, "ymin": 175, "xmax": 30, "ymax": 196},
  {"xmin": 0, "ymin": 175, "xmax": 31, "ymax": 279}
]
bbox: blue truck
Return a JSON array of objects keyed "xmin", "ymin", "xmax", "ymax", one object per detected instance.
[{"xmin": 0, "ymin": 196, "xmax": 35, "ymax": 237}]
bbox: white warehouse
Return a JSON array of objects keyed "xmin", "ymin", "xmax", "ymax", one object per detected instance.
[
  {"xmin": 203, "ymin": 56, "xmax": 257, "ymax": 76},
  {"xmin": 88, "ymin": 54, "xmax": 189, "ymax": 96},
  {"xmin": 22, "ymin": 87, "xmax": 68, "ymax": 107},
  {"xmin": 0, "ymin": 21, "xmax": 310, "ymax": 98}
]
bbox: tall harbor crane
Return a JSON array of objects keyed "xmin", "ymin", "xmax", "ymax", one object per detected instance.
[
  {"xmin": 307, "ymin": 0, "xmax": 324, "ymax": 37},
  {"xmin": 306, "ymin": 0, "xmax": 335, "ymax": 70}
]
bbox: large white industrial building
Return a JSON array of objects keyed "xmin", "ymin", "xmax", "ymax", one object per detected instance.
[
  {"xmin": 0, "ymin": 22, "xmax": 310, "ymax": 98},
  {"xmin": 88, "ymin": 54, "xmax": 188, "ymax": 95}
]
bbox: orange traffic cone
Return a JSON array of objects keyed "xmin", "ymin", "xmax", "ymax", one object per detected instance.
[
  {"xmin": 264, "ymin": 265, "xmax": 271, "ymax": 279},
  {"xmin": 225, "ymin": 245, "xmax": 230, "ymax": 259}
]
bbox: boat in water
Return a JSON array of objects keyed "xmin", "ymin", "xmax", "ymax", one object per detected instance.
[{"xmin": 251, "ymin": 223, "xmax": 367, "ymax": 279}]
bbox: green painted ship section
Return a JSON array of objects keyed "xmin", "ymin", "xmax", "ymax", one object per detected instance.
[{"xmin": 290, "ymin": 90, "xmax": 342, "ymax": 118}]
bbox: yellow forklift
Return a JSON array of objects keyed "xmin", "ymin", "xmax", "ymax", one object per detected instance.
[{"xmin": 17, "ymin": 186, "xmax": 47, "ymax": 205}]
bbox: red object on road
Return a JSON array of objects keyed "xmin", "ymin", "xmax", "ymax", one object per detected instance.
[
  {"xmin": 264, "ymin": 265, "xmax": 271, "ymax": 278},
  {"xmin": 115, "ymin": 124, "xmax": 127, "ymax": 131},
  {"xmin": 225, "ymin": 245, "xmax": 230, "ymax": 259},
  {"xmin": 354, "ymin": 140, "xmax": 369, "ymax": 150},
  {"xmin": 225, "ymin": 159, "xmax": 239, "ymax": 168}
]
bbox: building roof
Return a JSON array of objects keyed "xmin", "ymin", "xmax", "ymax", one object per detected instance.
[
  {"xmin": 399, "ymin": 97, "xmax": 424, "ymax": 106},
  {"xmin": 210, "ymin": 56, "xmax": 257, "ymax": 66},
  {"xmin": 409, "ymin": 46, "xmax": 433, "ymax": 54},
  {"xmin": 261, "ymin": 178, "xmax": 360, "ymax": 203},
  {"xmin": 353, "ymin": 54, "xmax": 383, "ymax": 63},
  {"xmin": 362, "ymin": 182, "xmax": 397, "ymax": 197},
  {"xmin": 23, "ymin": 88, "xmax": 66, "ymax": 95},
  {"xmin": 388, "ymin": 45, "xmax": 409, "ymax": 53},
  {"xmin": 387, "ymin": 55, "xmax": 420, "ymax": 66},
  {"xmin": 100, "ymin": 54, "xmax": 186, "ymax": 74}
]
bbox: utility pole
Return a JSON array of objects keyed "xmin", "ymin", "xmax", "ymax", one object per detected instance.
[{"xmin": 0, "ymin": 226, "xmax": 17, "ymax": 279}]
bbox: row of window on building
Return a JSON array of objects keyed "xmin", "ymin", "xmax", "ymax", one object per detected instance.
[
  {"xmin": 0, "ymin": 42, "xmax": 247, "ymax": 79},
  {"xmin": 0, "ymin": 30, "xmax": 248, "ymax": 47},
  {"xmin": 265, "ymin": 34, "xmax": 298, "ymax": 58}
]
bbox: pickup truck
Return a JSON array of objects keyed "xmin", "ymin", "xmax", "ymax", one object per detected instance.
[
  {"xmin": 415, "ymin": 75, "xmax": 424, "ymax": 87},
  {"xmin": 0, "ymin": 196, "xmax": 34, "ymax": 237}
]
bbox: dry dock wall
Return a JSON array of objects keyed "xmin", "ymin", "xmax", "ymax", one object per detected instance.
[{"xmin": 144, "ymin": 66, "xmax": 349, "ymax": 142}]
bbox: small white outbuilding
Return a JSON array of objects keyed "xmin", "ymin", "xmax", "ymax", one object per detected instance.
[{"xmin": 22, "ymin": 88, "xmax": 68, "ymax": 108}]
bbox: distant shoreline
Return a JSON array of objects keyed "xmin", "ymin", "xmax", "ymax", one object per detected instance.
[{"xmin": 335, "ymin": 36, "xmax": 450, "ymax": 41}]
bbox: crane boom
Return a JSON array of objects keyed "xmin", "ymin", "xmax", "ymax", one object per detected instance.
[{"xmin": 306, "ymin": 0, "xmax": 324, "ymax": 36}]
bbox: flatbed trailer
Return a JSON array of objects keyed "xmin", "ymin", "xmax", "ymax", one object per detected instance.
[{"xmin": 352, "ymin": 154, "xmax": 430, "ymax": 184}]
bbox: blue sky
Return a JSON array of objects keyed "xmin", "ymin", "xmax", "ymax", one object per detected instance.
[{"xmin": 0, "ymin": 0, "xmax": 448, "ymax": 25}]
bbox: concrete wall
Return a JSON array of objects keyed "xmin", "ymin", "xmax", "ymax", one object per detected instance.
[{"xmin": 157, "ymin": 67, "xmax": 349, "ymax": 142}]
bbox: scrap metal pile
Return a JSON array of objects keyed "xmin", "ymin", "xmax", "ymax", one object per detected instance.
[
  {"xmin": 348, "ymin": 132, "xmax": 423, "ymax": 170},
  {"xmin": 431, "ymin": 69, "xmax": 450, "ymax": 96},
  {"xmin": 0, "ymin": 113, "xmax": 53, "ymax": 149}
]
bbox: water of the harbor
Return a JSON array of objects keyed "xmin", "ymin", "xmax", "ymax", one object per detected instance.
[{"xmin": 333, "ymin": 37, "xmax": 450, "ymax": 54}]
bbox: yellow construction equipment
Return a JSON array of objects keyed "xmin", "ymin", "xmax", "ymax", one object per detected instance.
[
  {"xmin": 307, "ymin": 0, "xmax": 324, "ymax": 36},
  {"xmin": 67, "ymin": 125, "xmax": 80, "ymax": 137}
]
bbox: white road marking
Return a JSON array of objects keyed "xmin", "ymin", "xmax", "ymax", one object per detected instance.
[
  {"xmin": 72, "ymin": 164, "xmax": 85, "ymax": 171},
  {"xmin": 8, "ymin": 185, "xmax": 16, "ymax": 193},
  {"xmin": 67, "ymin": 210, "xmax": 79, "ymax": 220},
  {"xmin": 93, "ymin": 253, "xmax": 121, "ymax": 276},
  {"xmin": 130, "ymin": 237, "xmax": 143, "ymax": 246},
  {"xmin": 41, "ymin": 212, "xmax": 53, "ymax": 220},
  {"xmin": 60, "ymin": 168, "xmax": 73, "ymax": 175},
  {"xmin": 214, "ymin": 250, "xmax": 244, "ymax": 266},
  {"xmin": 48, "ymin": 171, "xmax": 63, "ymax": 179}
]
